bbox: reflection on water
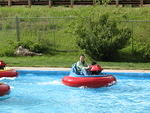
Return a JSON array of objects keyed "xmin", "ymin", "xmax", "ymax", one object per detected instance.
[{"xmin": 0, "ymin": 95, "xmax": 10, "ymax": 101}]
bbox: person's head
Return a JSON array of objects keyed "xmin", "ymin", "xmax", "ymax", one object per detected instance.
[{"xmin": 79, "ymin": 54, "xmax": 85, "ymax": 62}]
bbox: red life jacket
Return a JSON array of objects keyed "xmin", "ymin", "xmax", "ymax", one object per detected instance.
[
  {"xmin": 0, "ymin": 61, "xmax": 6, "ymax": 66},
  {"xmin": 89, "ymin": 64, "xmax": 103, "ymax": 71}
]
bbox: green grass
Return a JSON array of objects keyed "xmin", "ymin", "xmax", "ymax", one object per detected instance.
[
  {"xmin": 1, "ymin": 54, "xmax": 150, "ymax": 69},
  {"xmin": 0, "ymin": 6, "xmax": 150, "ymax": 19},
  {"xmin": 0, "ymin": 6, "xmax": 150, "ymax": 69}
]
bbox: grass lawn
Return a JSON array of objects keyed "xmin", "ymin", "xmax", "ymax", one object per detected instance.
[
  {"xmin": 1, "ymin": 53, "xmax": 150, "ymax": 70},
  {"xmin": 0, "ymin": 6, "xmax": 150, "ymax": 69}
]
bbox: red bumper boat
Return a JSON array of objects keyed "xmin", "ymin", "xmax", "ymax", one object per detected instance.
[
  {"xmin": 0, "ymin": 60, "xmax": 18, "ymax": 78},
  {"xmin": 0, "ymin": 69, "xmax": 18, "ymax": 78},
  {"xmin": 0, "ymin": 83, "xmax": 10, "ymax": 96},
  {"xmin": 62, "ymin": 74, "xmax": 116, "ymax": 88}
]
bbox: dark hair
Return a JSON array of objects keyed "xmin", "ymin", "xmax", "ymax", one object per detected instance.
[
  {"xmin": 91, "ymin": 61, "xmax": 97, "ymax": 65},
  {"xmin": 80, "ymin": 54, "xmax": 85, "ymax": 57}
]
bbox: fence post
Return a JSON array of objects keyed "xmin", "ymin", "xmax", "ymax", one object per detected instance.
[
  {"xmin": 16, "ymin": 17, "xmax": 20, "ymax": 42},
  {"xmin": 49, "ymin": 0, "xmax": 52, "ymax": 8},
  {"xmin": 70, "ymin": 0, "xmax": 74, "ymax": 8},
  {"xmin": 93, "ymin": 0, "xmax": 96, "ymax": 5},
  {"xmin": 131, "ymin": 22, "xmax": 134, "ymax": 56},
  {"xmin": 140, "ymin": 0, "xmax": 143, "ymax": 7},
  {"xmin": 8, "ymin": 0, "xmax": 12, "ymax": 7},
  {"xmin": 116, "ymin": 0, "xmax": 119, "ymax": 6},
  {"xmin": 28, "ymin": 0, "xmax": 32, "ymax": 8}
]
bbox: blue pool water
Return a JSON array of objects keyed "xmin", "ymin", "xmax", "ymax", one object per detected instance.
[{"xmin": 0, "ymin": 70, "xmax": 150, "ymax": 113}]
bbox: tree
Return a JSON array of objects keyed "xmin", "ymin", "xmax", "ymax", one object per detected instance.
[{"xmin": 74, "ymin": 14, "xmax": 132, "ymax": 61}]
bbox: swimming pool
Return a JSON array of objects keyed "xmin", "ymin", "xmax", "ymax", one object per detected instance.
[{"xmin": 0, "ymin": 70, "xmax": 150, "ymax": 113}]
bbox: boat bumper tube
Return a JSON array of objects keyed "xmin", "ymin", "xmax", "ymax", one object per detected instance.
[
  {"xmin": 0, "ymin": 69, "xmax": 18, "ymax": 78},
  {"xmin": 0, "ymin": 83, "xmax": 10, "ymax": 96},
  {"xmin": 62, "ymin": 75, "xmax": 116, "ymax": 88}
]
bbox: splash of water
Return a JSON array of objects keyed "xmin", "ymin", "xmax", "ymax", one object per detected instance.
[
  {"xmin": 0, "ymin": 77, "xmax": 16, "ymax": 81},
  {"xmin": 37, "ymin": 80, "xmax": 61, "ymax": 85}
]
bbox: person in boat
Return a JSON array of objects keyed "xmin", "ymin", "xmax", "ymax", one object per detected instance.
[
  {"xmin": 89, "ymin": 62, "xmax": 103, "ymax": 75},
  {"xmin": 0, "ymin": 61, "xmax": 6, "ymax": 70},
  {"xmin": 72, "ymin": 54, "xmax": 91, "ymax": 75}
]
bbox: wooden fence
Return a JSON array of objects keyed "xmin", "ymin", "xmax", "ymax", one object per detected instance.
[{"xmin": 0, "ymin": 0, "xmax": 150, "ymax": 7}]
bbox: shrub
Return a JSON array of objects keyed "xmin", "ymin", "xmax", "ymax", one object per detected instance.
[
  {"xmin": 74, "ymin": 14, "xmax": 132, "ymax": 61},
  {"xmin": 0, "ymin": 38, "xmax": 54, "ymax": 56},
  {"xmin": 133, "ymin": 43, "xmax": 150, "ymax": 61},
  {"xmin": 0, "ymin": 41, "xmax": 16, "ymax": 56},
  {"xmin": 17, "ymin": 39, "xmax": 54, "ymax": 54}
]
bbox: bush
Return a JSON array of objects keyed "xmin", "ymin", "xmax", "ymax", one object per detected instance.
[
  {"xmin": 17, "ymin": 39, "xmax": 54, "ymax": 54},
  {"xmin": 74, "ymin": 14, "xmax": 132, "ymax": 61},
  {"xmin": 0, "ymin": 39, "xmax": 54, "ymax": 56},
  {"xmin": 0, "ymin": 41, "xmax": 16, "ymax": 56},
  {"xmin": 0, "ymin": 48, "xmax": 15, "ymax": 56},
  {"xmin": 133, "ymin": 43, "xmax": 150, "ymax": 61}
]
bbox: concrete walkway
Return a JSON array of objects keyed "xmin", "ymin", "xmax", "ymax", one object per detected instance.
[{"xmin": 9, "ymin": 67, "xmax": 150, "ymax": 73}]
